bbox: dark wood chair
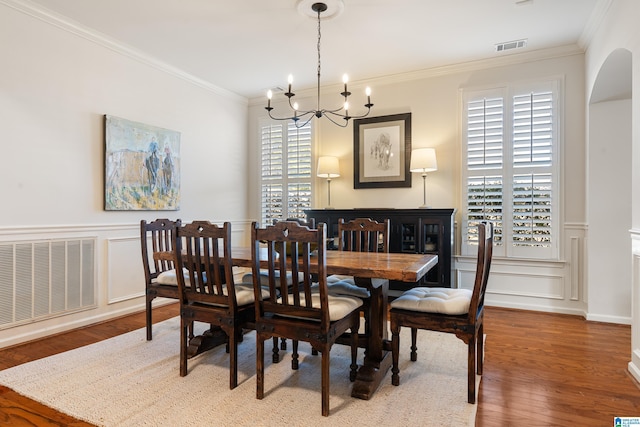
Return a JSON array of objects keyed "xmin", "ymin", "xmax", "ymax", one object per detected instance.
[
  {"xmin": 250, "ymin": 220, "xmax": 362, "ymax": 416},
  {"xmin": 140, "ymin": 218, "xmax": 182, "ymax": 341},
  {"xmin": 173, "ymin": 220, "xmax": 267, "ymax": 389},
  {"xmin": 327, "ymin": 217, "xmax": 390, "ymax": 346},
  {"xmin": 242, "ymin": 217, "xmax": 317, "ymax": 355},
  {"xmin": 389, "ymin": 221, "xmax": 493, "ymax": 404}
]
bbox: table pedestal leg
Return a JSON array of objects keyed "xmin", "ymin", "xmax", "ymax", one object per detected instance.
[{"xmin": 351, "ymin": 278, "xmax": 390, "ymax": 400}]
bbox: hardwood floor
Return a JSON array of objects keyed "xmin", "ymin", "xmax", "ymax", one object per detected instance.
[{"xmin": 0, "ymin": 305, "xmax": 638, "ymax": 426}]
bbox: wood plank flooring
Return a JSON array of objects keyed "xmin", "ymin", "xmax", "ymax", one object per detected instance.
[{"xmin": 0, "ymin": 305, "xmax": 638, "ymax": 426}]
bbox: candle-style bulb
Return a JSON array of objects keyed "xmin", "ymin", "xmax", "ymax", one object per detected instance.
[
  {"xmin": 293, "ymin": 102, "xmax": 299, "ymax": 111},
  {"xmin": 365, "ymin": 87, "xmax": 371, "ymax": 96},
  {"xmin": 342, "ymin": 74, "xmax": 349, "ymax": 84},
  {"xmin": 267, "ymin": 90, "xmax": 273, "ymax": 99}
]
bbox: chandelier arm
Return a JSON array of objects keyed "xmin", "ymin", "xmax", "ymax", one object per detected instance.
[
  {"xmin": 294, "ymin": 114, "xmax": 316, "ymax": 129},
  {"xmin": 267, "ymin": 109, "xmax": 315, "ymax": 122},
  {"xmin": 321, "ymin": 113, "xmax": 349, "ymax": 128},
  {"xmin": 325, "ymin": 106, "xmax": 373, "ymax": 120}
]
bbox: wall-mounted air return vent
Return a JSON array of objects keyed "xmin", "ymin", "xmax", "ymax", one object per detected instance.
[
  {"xmin": 495, "ymin": 39, "xmax": 527, "ymax": 52},
  {"xmin": 0, "ymin": 238, "xmax": 96, "ymax": 329}
]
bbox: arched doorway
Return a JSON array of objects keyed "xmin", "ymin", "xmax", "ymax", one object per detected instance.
[{"xmin": 586, "ymin": 48, "xmax": 632, "ymax": 322}]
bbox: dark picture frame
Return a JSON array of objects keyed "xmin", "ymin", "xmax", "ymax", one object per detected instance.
[{"xmin": 353, "ymin": 113, "xmax": 412, "ymax": 188}]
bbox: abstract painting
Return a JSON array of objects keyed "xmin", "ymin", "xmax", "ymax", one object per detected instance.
[{"xmin": 104, "ymin": 115, "xmax": 180, "ymax": 210}]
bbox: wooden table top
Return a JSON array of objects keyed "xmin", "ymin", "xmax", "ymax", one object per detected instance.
[{"xmin": 231, "ymin": 247, "xmax": 437, "ymax": 283}]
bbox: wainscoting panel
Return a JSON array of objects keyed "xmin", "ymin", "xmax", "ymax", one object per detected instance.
[{"xmin": 107, "ymin": 236, "xmax": 144, "ymax": 304}]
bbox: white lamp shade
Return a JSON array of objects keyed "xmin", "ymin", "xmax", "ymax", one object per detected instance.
[
  {"xmin": 410, "ymin": 148, "xmax": 438, "ymax": 173},
  {"xmin": 317, "ymin": 156, "xmax": 340, "ymax": 178}
]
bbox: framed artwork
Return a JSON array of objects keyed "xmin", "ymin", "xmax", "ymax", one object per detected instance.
[
  {"xmin": 353, "ymin": 113, "xmax": 412, "ymax": 188},
  {"xmin": 104, "ymin": 115, "xmax": 181, "ymax": 210}
]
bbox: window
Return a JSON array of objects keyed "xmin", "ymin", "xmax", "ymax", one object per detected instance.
[
  {"xmin": 462, "ymin": 80, "xmax": 560, "ymax": 260},
  {"xmin": 260, "ymin": 120, "xmax": 312, "ymax": 225}
]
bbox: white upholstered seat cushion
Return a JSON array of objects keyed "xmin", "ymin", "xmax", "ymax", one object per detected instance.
[
  {"xmin": 199, "ymin": 283, "xmax": 270, "ymax": 307},
  {"xmin": 155, "ymin": 268, "xmax": 186, "ymax": 285},
  {"xmin": 390, "ymin": 287, "xmax": 472, "ymax": 315},
  {"xmin": 282, "ymin": 291, "xmax": 363, "ymax": 321}
]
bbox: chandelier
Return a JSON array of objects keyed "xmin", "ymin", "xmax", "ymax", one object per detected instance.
[{"xmin": 265, "ymin": 1, "xmax": 373, "ymax": 128}]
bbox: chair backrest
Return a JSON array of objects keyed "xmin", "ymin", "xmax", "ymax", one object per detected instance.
[
  {"xmin": 141, "ymin": 218, "xmax": 181, "ymax": 283},
  {"xmin": 337, "ymin": 217, "xmax": 390, "ymax": 253},
  {"xmin": 273, "ymin": 217, "xmax": 316, "ymax": 229},
  {"xmin": 468, "ymin": 221, "xmax": 493, "ymax": 322},
  {"xmin": 174, "ymin": 221, "xmax": 239, "ymax": 310},
  {"xmin": 251, "ymin": 221, "xmax": 330, "ymax": 328}
]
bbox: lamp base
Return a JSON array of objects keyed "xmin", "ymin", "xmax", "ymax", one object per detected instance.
[
  {"xmin": 418, "ymin": 204, "xmax": 431, "ymax": 209},
  {"xmin": 325, "ymin": 206, "xmax": 335, "ymax": 210}
]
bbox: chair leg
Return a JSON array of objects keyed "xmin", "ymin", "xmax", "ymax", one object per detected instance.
[
  {"xmin": 410, "ymin": 328, "xmax": 418, "ymax": 361},
  {"xmin": 272, "ymin": 337, "xmax": 281, "ymax": 363},
  {"xmin": 477, "ymin": 323, "xmax": 484, "ymax": 375},
  {"xmin": 256, "ymin": 334, "xmax": 265, "ymax": 400},
  {"xmin": 292, "ymin": 340, "xmax": 299, "ymax": 370},
  {"xmin": 280, "ymin": 337, "xmax": 287, "ymax": 350},
  {"xmin": 391, "ymin": 317, "xmax": 400, "ymax": 386},
  {"xmin": 229, "ymin": 327, "xmax": 238, "ymax": 390},
  {"xmin": 321, "ymin": 345, "xmax": 330, "ymax": 417},
  {"xmin": 468, "ymin": 338, "xmax": 476, "ymax": 404},
  {"xmin": 179, "ymin": 318, "xmax": 188, "ymax": 377},
  {"xmin": 350, "ymin": 317, "xmax": 359, "ymax": 382},
  {"xmin": 146, "ymin": 297, "xmax": 153, "ymax": 341}
]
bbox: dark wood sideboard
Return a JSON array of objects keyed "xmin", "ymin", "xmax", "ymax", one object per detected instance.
[{"xmin": 305, "ymin": 208, "xmax": 456, "ymax": 295}]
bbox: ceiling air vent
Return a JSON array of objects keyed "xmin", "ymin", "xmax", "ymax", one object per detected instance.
[{"xmin": 495, "ymin": 39, "xmax": 527, "ymax": 52}]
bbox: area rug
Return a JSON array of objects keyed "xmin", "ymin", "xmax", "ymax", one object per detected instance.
[{"xmin": 0, "ymin": 318, "xmax": 478, "ymax": 426}]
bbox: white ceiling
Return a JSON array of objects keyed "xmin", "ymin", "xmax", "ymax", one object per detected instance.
[{"xmin": 25, "ymin": 0, "xmax": 603, "ymax": 99}]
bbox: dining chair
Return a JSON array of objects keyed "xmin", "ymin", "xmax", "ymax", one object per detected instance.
[
  {"xmin": 140, "ymin": 218, "xmax": 182, "ymax": 341},
  {"xmin": 389, "ymin": 221, "xmax": 493, "ymax": 404},
  {"xmin": 173, "ymin": 220, "xmax": 268, "ymax": 389},
  {"xmin": 242, "ymin": 217, "xmax": 316, "ymax": 355},
  {"xmin": 327, "ymin": 217, "xmax": 390, "ymax": 345},
  {"xmin": 250, "ymin": 220, "xmax": 362, "ymax": 416}
]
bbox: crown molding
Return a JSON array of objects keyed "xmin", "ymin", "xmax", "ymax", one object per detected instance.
[
  {"xmin": 249, "ymin": 44, "xmax": 585, "ymax": 106},
  {"xmin": 1, "ymin": 0, "xmax": 247, "ymax": 105}
]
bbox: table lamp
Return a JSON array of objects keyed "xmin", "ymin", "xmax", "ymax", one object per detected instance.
[
  {"xmin": 316, "ymin": 156, "xmax": 340, "ymax": 209},
  {"xmin": 410, "ymin": 148, "xmax": 438, "ymax": 208}
]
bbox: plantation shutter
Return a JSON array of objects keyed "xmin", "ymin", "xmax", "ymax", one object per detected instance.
[
  {"xmin": 465, "ymin": 95, "xmax": 504, "ymax": 248},
  {"xmin": 462, "ymin": 81, "xmax": 559, "ymax": 260},
  {"xmin": 511, "ymin": 91, "xmax": 554, "ymax": 249},
  {"xmin": 260, "ymin": 121, "xmax": 312, "ymax": 225}
]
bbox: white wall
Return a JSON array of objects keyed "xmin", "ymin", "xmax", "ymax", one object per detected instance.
[
  {"xmin": 587, "ymin": 99, "xmax": 632, "ymax": 322},
  {"xmin": 0, "ymin": 2, "xmax": 250, "ymax": 347},
  {"xmin": 249, "ymin": 50, "xmax": 589, "ymax": 318},
  {"xmin": 584, "ymin": 0, "xmax": 640, "ymax": 385}
]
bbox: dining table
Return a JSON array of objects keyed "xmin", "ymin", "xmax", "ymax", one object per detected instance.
[
  {"xmin": 230, "ymin": 247, "xmax": 438, "ymax": 400},
  {"xmin": 162, "ymin": 247, "xmax": 437, "ymax": 400}
]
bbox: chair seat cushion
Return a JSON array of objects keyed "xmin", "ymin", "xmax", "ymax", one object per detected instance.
[
  {"xmin": 282, "ymin": 292, "xmax": 363, "ymax": 321},
  {"xmin": 242, "ymin": 271, "xmax": 305, "ymax": 288},
  {"xmin": 327, "ymin": 274, "xmax": 352, "ymax": 283},
  {"xmin": 390, "ymin": 287, "xmax": 472, "ymax": 315},
  {"xmin": 200, "ymin": 284, "xmax": 270, "ymax": 307},
  {"xmin": 326, "ymin": 280, "xmax": 371, "ymax": 299},
  {"xmin": 156, "ymin": 269, "xmax": 186, "ymax": 285}
]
